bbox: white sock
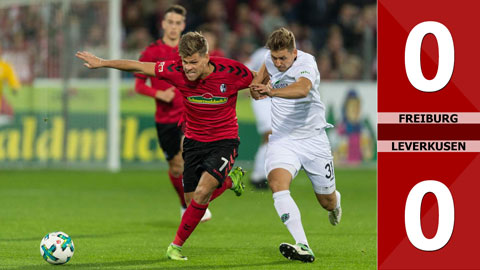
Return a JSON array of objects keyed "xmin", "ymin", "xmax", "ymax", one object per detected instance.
[
  {"xmin": 273, "ymin": 190, "xmax": 309, "ymax": 246},
  {"xmin": 251, "ymin": 143, "xmax": 267, "ymax": 182}
]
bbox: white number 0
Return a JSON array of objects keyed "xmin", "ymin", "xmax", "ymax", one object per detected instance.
[
  {"xmin": 404, "ymin": 22, "xmax": 455, "ymax": 251},
  {"xmin": 405, "ymin": 180, "xmax": 455, "ymax": 251},
  {"xmin": 405, "ymin": 21, "xmax": 454, "ymax": 92}
]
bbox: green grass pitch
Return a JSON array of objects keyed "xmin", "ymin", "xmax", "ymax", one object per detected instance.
[{"xmin": 0, "ymin": 169, "xmax": 376, "ymax": 269}]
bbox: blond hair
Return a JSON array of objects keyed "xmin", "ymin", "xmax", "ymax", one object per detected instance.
[
  {"xmin": 266, "ymin": 27, "xmax": 296, "ymax": 52},
  {"xmin": 178, "ymin": 32, "xmax": 209, "ymax": 58}
]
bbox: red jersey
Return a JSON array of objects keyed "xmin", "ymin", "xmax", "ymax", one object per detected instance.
[
  {"xmin": 135, "ymin": 40, "xmax": 183, "ymax": 124},
  {"xmin": 154, "ymin": 56, "xmax": 254, "ymax": 142}
]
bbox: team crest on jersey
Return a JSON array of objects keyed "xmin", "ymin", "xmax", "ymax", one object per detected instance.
[
  {"xmin": 281, "ymin": 213, "xmax": 290, "ymax": 223},
  {"xmin": 157, "ymin": 61, "xmax": 165, "ymax": 72},
  {"xmin": 187, "ymin": 93, "xmax": 228, "ymax": 105},
  {"xmin": 220, "ymin": 83, "xmax": 227, "ymax": 93}
]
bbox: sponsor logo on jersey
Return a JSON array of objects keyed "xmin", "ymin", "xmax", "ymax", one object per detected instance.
[
  {"xmin": 300, "ymin": 70, "xmax": 310, "ymax": 75},
  {"xmin": 220, "ymin": 83, "xmax": 227, "ymax": 93},
  {"xmin": 187, "ymin": 93, "xmax": 228, "ymax": 105},
  {"xmin": 273, "ymin": 80, "xmax": 289, "ymax": 89},
  {"xmin": 157, "ymin": 61, "xmax": 165, "ymax": 72}
]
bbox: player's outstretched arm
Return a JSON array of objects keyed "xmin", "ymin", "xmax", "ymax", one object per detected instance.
[
  {"xmin": 76, "ymin": 51, "xmax": 156, "ymax": 76},
  {"xmin": 250, "ymin": 63, "xmax": 269, "ymax": 85}
]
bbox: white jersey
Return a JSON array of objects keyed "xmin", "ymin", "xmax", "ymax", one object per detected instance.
[{"xmin": 265, "ymin": 50, "xmax": 332, "ymax": 139}]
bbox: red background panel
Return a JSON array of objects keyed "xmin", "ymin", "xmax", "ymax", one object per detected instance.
[
  {"xmin": 378, "ymin": 0, "xmax": 480, "ymax": 112},
  {"xmin": 378, "ymin": 153, "xmax": 480, "ymax": 269},
  {"xmin": 379, "ymin": 1, "xmax": 480, "ymax": 268}
]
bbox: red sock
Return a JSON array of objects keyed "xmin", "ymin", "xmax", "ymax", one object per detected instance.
[
  {"xmin": 173, "ymin": 199, "xmax": 208, "ymax": 246},
  {"xmin": 209, "ymin": 177, "xmax": 233, "ymax": 202},
  {"xmin": 168, "ymin": 170, "xmax": 186, "ymax": 208}
]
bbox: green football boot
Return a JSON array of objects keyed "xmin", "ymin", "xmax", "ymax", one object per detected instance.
[
  {"xmin": 279, "ymin": 243, "xmax": 315, "ymax": 263},
  {"xmin": 228, "ymin": 166, "xmax": 245, "ymax": 196},
  {"xmin": 166, "ymin": 244, "xmax": 187, "ymax": 261}
]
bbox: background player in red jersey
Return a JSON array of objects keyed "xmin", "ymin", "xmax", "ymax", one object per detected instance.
[
  {"xmin": 134, "ymin": 5, "xmax": 211, "ymax": 222},
  {"xmin": 76, "ymin": 31, "xmax": 254, "ymax": 261}
]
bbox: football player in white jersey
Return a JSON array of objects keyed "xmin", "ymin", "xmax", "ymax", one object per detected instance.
[
  {"xmin": 245, "ymin": 47, "xmax": 271, "ymax": 189},
  {"xmin": 249, "ymin": 28, "xmax": 342, "ymax": 263}
]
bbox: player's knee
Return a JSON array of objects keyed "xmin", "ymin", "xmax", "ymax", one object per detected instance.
[
  {"xmin": 193, "ymin": 185, "xmax": 212, "ymax": 204},
  {"xmin": 267, "ymin": 170, "xmax": 291, "ymax": 192},
  {"xmin": 169, "ymin": 165, "xmax": 183, "ymax": 177},
  {"xmin": 268, "ymin": 178, "xmax": 286, "ymax": 193},
  {"xmin": 268, "ymin": 179, "xmax": 279, "ymax": 192},
  {"xmin": 169, "ymin": 159, "xmax": 184, "ymax": 177}
]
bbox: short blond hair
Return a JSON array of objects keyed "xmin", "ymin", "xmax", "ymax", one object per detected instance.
[
  {"xmin": 178, "ymin": 32, "xmax": 209, "ymax": 58},
  {"xmin": 266, "ymin": 27, "xmax": 296, "ymax": 52}
]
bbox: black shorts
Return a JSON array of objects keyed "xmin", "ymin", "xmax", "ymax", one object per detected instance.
[
  {"xmin": 156, "ymin": 123, "xmax": 183, "ymax": 161},
  {"xmin": 182, "ymin": 137, "xmax": 240, "ymax": 193}
]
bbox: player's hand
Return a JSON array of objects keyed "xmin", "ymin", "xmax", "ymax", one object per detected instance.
[
  {"xmin": 76, "ymin": 51, "xmax": 104, "ymax": 69},
  {"xmin": 155, "ymin": 86, "xmax": 175, "ymax": 103},
  {"xmin": 250, "ymin": 82, "xmax": 273, "ymax": 98},
  {"xmin": 249, "ymin": 87, "xmax": 266, "ymax": 100}
]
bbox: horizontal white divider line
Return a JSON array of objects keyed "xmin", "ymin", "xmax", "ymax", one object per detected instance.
[
  {"xmin": 378, "ymin": 113, "xmax": 480, "ymax": 124},
  {"xmin": 378, "ymin": 140, "xmax": 480, "ymax": 152}
]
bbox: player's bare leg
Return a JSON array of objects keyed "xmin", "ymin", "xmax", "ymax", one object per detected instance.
[
  {"xmin": 269, "ymin": 168, "xmax": 314, "ymax": 262},
  {"xmin": 268, "ymin": 168, "xmax": 292, "ymax": 192},
  {"xmin": 184, "ymin": 167, "xmax": 245, "ymax": 205},
  {"xmin": 192, "ymin": 172, "xmax": 218, "ymax": 204},
  {"xmin": 167, "ymin": 172, "xmax": 218, "ymax": 260},
  {"xmin": 169, "ymin": 147, "xmax": 211, "ymax": 222},
  {"xmin": 315, "ymin": 190, "xmax": 342, "ymax": 226}
]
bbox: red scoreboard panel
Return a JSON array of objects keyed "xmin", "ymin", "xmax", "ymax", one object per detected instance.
[{"xmin": 378, "ymin": 1, "xmax": 480, "ymax": 269}]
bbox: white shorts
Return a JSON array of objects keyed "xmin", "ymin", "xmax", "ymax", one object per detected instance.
[
  {"xmin": 251, "ymin": 98, "xmax": 272, "ymax": 134},
  {"xmin": 265, "ymin": 131, "xmax": 336, "ymax": 194}
]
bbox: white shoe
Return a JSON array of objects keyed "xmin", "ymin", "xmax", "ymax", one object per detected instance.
[
  {"xmin": 180, "ymin": 206, "xmax": 212, "ymax": 223},
  {"xmin": 328, "ymin": 191, "xmax": 342, "ymax": 226},
  {"xmin": 201, "ymin": 208, "xmax": 212, "ymax": 222}
]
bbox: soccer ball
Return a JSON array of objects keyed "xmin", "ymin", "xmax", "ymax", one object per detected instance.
[{"xmin": 40, "ymin": 232, "xmax": 75, "ymax": 264}]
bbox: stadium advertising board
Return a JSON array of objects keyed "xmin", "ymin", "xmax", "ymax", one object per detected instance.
[
  {"xmin": 0, "ymin": 114, "xmax": 258, "ymax": 166},
  {"xmin": 0, "ymin": 82, "xmax": 376, "ymax": 168},
  {"xmin": 0, "ymin": 114, "xmax": 159, "ymax": 164},
  {"xmin": 378, "ymin": 0, "xmax": 480, "ymax": 268}
]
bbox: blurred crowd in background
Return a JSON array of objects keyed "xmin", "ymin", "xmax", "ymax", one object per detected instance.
[{"xmin": 0, "ymin": 0, "xmax": 376, "ymax": 82}]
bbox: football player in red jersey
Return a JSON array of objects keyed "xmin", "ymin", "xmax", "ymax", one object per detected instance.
[
  {"xmin": 134, "ymin": 5, "xmax": 211, "ymax": 222},
  {"xmin": 77, "ymin": 32, "xmax": 254, "ymax": 261}
]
